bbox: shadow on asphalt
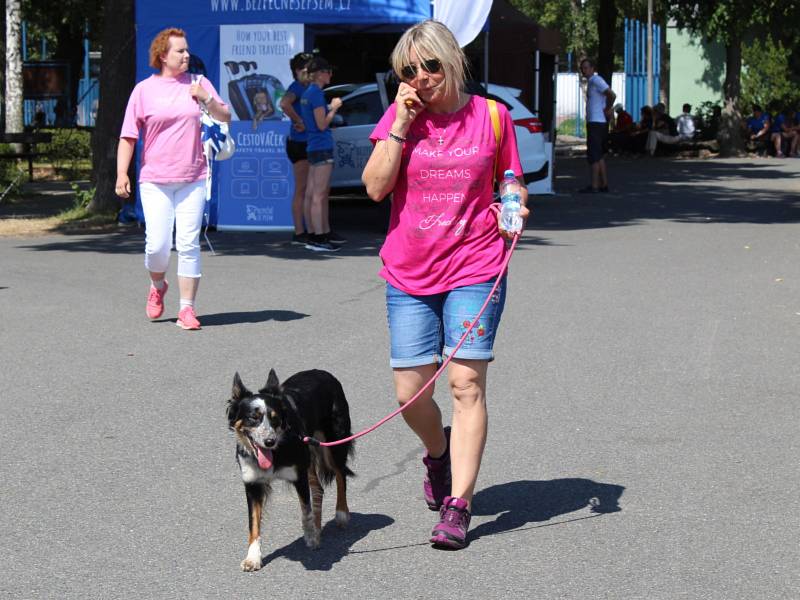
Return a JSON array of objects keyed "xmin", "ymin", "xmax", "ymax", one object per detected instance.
[
  {"xmin": 11, "ymin": 159, "xmax": 798, "ymax": 256},
  {"xmin": 549, "ymin": 158, "xmax": 800, "ymax": 230},
  {"xmin": 258, "ymin": 511, "xmax": 394, "ymax": 571},
  {"xmin": 468, "ymin": 478, "xmax": 625, "ymax": 542},
  {"xmin": 191, "ymin": 309, "xmax": 308, "ymax": 327}
]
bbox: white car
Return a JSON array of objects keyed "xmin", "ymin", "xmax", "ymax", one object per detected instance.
[{"xmin": 326, "ymin": 82, "xmax": 552, "ymax": 194}]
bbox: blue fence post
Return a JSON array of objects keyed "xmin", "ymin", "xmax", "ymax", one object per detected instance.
[
  {"xmin": 22, "ymin": 21, "xmax": 28, "ymax": 60},
  {"xmin": 576, "ymin": 74, "xmax": 582, "ymax": 137},
  {"xmin": 623, "ymin": 18, "xmax": 664, "ymax": 121}
]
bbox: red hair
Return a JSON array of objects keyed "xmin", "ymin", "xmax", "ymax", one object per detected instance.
[{"xmin": 149, "ymin": 28, "xmax": 186, "ymax": 70}]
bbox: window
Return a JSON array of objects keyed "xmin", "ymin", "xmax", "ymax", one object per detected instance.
[{"xmin": 337, "ymin": 91, "xmax": 384, "ymax": 126}]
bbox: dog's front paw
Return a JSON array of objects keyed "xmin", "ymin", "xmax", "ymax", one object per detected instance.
[
  {"xmin": 241, "ymin": 557, "xmax": 262, "ymax": 572},
  {"xmin": 304, "ymin": 528, "xmax": 321, "ymax": 550},
  {"xmin": 335, "ymin": 510, "xmax": 350, "ymax": 528}
]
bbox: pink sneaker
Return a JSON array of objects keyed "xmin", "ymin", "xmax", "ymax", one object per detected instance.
[
  {"xmin": 430, "ymin": 496, "xmax": 471, "ymax": 549},
  {"xmin": 176, "ymin": 306, "xmax": 201, "ymax": 330},
  {"xmin": 145, "ymin": 281, "xmax": 168, "ymax": 319}
]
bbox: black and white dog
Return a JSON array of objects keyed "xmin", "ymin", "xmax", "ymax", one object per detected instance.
[{"xmin": 226, "ymin": 369, "xmax": 355, "ymax": 571}]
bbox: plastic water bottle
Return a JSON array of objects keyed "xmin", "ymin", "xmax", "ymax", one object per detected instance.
[{"xmin": 499, "ymin": 169, "xmax": 523, "ymax": 234}]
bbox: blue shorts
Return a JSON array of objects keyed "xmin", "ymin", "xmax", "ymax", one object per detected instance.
[
  {"xmin": 307, "ymin": 149, "xmax": 334, "ymax": 165},
  {"xmin": 385, "ymin": 277, "xmax": 507, "ymax": 368}
]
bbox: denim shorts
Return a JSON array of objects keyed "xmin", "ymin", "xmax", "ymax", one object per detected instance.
[
  {"xmin": 385, "ymin": 277, "xmax": 507, "ymax": 368},
  {"xmin": 307, "ymin": 149, "xmax": 334, "ymax": 166}
]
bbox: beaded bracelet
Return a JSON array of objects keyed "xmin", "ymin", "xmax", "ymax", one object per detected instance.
[{"xmin": 387, "ymin": 131, "xmax": 406, "ymax": 144}]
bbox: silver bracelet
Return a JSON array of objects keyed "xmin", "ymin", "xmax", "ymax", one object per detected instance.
[{"xmin": 388, "ymin": 131, "xmax": 406, "ymax": 144}]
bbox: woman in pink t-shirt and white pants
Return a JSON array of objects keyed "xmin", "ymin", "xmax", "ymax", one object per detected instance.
[
  {"xmin": 362, "ymin": 20, "xmax": 530, "ymax": 549},
  {"xmin": 116, "ymin": 28, "xmax": 230, "ymax": 330}
]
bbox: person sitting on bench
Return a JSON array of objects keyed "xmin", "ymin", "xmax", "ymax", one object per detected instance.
[
  {"xmin": 744, "ymin": 104, "xmax": 771, "ymax": 153},
  {"xmin": 645, "ymin": 103, "xmax": 696, "ymax": 156}
]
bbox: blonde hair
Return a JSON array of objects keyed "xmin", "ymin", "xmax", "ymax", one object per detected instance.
[
  {"xmin": 149, "ymin": 28, "xmax": 186, "ymax": 70},
  {"xmin": 390, "ymin": 20, "xmax": 467, "ymax": 99}
]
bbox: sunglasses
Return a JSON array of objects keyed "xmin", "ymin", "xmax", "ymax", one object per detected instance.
[{"xmin": 400, "ymin": 58, "xmax": 442, "ymax": 80}]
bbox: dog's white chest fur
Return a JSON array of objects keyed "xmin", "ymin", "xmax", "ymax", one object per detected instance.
[{"xmin": 239, "ymin": 455, "xmax": 297, "ymax": 484}]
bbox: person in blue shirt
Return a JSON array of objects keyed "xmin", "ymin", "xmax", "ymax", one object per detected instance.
[
  {"xmin": 280, "ymin": 52, "xmax": 313, "ymax": 245},
  {"xmin": 770, "ymin": 108, "xmax": 798, "ymax": 158},
  {"xmin": 300, "ymin": 56, "xmax": 345, "ymax": 251},
  {"xmin": 745, "ymin": 104, "xmax": 771, "ymax": 147}
]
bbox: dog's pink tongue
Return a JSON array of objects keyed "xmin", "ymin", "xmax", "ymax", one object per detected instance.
[{"xmin": 255, "ymin": 446, "xmax": 273, "ymax": 470}]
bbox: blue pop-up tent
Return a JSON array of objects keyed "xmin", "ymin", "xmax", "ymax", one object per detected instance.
[{"xmin": 134, "ymin": 0, "xmax": 430, "ymax": 230}]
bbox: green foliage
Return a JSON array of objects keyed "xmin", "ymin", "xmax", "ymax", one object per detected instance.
[
  {"xmin": 42, "ymin": 129, "xmax": 93, "ymax": 178},
  {"xmin": 0, "ymin": 146, "xmax": 27, "ymax": 200},
  {"xmin": 21, "ymin": 0, "xmax": 104, "ymax": 53},
  {"xmin": 694, "ymin": 101, "xmax": 722, "ymax": 140},
  {"xmin": 508, "ymin": 0, "xmax": 667, "ymax": 71},
  {"xmin": 741, "ymin": 37, "xmax": 799, "ymax": 111},
  {"xmin": 70, "ymin": 183, "xmax": 95, "ymax": 210},
  {"xmin": 556, "ymin": 117, "xmax": 586, "ymax": 138},
  {"xmin": 509, "ymin": 0, "xmax": 598, "ymax": 58},
  {"xmin": 0, "ymin": 145, "xmax": 26, "ymax": 186}
]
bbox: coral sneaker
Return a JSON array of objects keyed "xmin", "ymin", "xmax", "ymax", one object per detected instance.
[
  {"xmin": 145, "ymin": 281, "xmax": 168, "ymax": 319},
  {"xmin": 176, "ymin": 306, "xmax": 201, "ymax": 330},
  {"xmin": 430, "ymin": 496, "xmax": 471, "ymax": 549},
  {"xmin": 422, "ymin": 426, "xmax": 451, "ymax": 511}
]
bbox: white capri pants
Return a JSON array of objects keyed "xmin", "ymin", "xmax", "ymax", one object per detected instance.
[{"xmin": 139, "ymin": 180, "xmax": 206, "ymax": 278}]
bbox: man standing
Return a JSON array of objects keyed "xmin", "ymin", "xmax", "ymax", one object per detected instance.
[{"xmin": 579, "ymin": 58, "xmax": 616, "ymax": 193}]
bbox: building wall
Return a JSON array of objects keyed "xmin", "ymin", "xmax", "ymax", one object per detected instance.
[{"xmin": 666, "ymin": 26, "xmax": 724, "ymax": 113}]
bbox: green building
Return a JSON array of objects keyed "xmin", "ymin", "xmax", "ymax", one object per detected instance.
[{"xmin": 666, "ymin": 23, "xmax": 724, "ymax": 113}]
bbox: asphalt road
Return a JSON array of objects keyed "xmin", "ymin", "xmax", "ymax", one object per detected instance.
[{"xmin": 1, "ymin": 156, "xmax": 798, "ymax": 599}]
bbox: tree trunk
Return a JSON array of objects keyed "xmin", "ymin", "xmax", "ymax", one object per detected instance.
[
  {"xmin": 596, "ymin": 0, "xmax": 617, "ymax": 86},
  {"xmin": 5, "ymin": 0, "xmax": 23, "ymax": 143},
  {"xmin": 89, "ymin": 0, "xmax": 135, "ymax": 214},
  {"xmin": 0, "ymin": 1, "xmax": 6, "ymax": 131},
  {"xmin": 54, "ymin": 21, "xmax": 84, "ymax": 127},
  {"xmin": 718, "ymin": 38, "xmax": 745, "ymax": 157}
]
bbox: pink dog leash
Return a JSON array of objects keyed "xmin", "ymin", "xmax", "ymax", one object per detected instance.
[{"xmin": 304, "ymin": 227, "xmax": 521, "ymax": 448}]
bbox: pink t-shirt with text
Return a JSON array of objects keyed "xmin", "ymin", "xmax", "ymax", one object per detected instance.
[
  {"xmin": 120, "ymin": 73, "xmax": 226, "ymax": 183},
  {"xmin": 370, "ymin": 95, "xmax": 522, "ymax": 295}
]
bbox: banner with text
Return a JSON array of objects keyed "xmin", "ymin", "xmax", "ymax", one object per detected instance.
[
  {"xmin": 216, "ymin": 23, "xmax": 302, "ymax": 230},
  {"xmin": 137, "ymin": 0, "xmax": 430, "ymax": 27}
]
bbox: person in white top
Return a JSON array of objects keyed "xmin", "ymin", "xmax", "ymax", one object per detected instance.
[
  {"xmin": 646, "ymin": 103, "xmax": 696, "ymax": 156},
  {"xmin": 579, "ymin": 58, "xmax": 616, "ymax": 193}
]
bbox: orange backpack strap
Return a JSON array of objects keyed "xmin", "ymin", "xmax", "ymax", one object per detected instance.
[{"xmin": 487, "ymin": 98, "xmax": 502, "ymax": 184}]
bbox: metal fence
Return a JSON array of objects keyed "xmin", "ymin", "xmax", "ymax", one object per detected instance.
[
  {"xmin": 623, "ymin": 18, "xmax": 661, "ymax": 125},
  {"xmin": 555, "ymin": 72, "xmax": 626, "ymax": 138}
]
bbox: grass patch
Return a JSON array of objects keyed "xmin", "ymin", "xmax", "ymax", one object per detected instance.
[
  {"xmin": 556, "ymin": 118, "xmax": 586, "ymax": 138},
  {"xmin": 53, "ymin": 185, "xmax": 117, "ymax": 232}
]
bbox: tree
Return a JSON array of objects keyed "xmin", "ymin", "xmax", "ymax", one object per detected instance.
[
  {"xmin": 88, "ymin": 0, "xmax": 135, "ymax": 213},
  {"xmin": 1, "ymin": 2, "xmax": 6, "ymax": 130},
  {"xmin": 596, "ymin": 0, "xmax": 618, "ymax": 86},
  {"xmin": 5, "ymin": 0, "xmax": 23, "ymax": 138},
  {"xmin": 669, "ymin": 0, "xmax": 800, "ymax": 156},
  {"xmin": 509, "ymin": 0, "xmax": 597, "ymax": 68},
  {"xmin": 740, "ymin": 38, "xmax": 797, "ymax": 111}
]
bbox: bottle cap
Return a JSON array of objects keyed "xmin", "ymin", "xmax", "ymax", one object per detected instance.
[{"xmin": 504, "ymin": 169, "xmax": 515, "ymax": 178}]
